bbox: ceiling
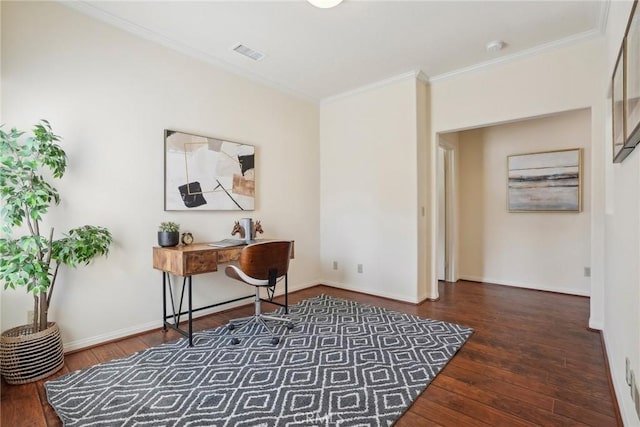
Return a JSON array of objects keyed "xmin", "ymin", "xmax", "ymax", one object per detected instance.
[{"xmin": 65, "ymin": 1, "xmax": 607, "ymax": 102}]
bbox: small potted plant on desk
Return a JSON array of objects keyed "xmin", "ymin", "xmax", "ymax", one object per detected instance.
[
  {"xmin": 0, "ymin": 121, "xmax": 113, "ymax": 384},
  {"xmin": 158, "ymin": 222, "xmax": 180, "ymax": 247}
]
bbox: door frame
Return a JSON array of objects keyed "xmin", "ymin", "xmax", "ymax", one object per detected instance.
[{"xmin": 438, "ymin": 138, "xmax": 458, "ymax": 283}]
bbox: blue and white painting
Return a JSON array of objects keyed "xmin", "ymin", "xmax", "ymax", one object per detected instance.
[{"xmin": 508, "ymin": 149, "xmax": 581, "ymax": 212}]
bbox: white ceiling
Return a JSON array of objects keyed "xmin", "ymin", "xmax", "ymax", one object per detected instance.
[{"xmin": 65, "ymin": 0, "xmax": 607, "ymax": 102}]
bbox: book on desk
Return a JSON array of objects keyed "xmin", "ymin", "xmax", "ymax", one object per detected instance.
[{"xmin": 208, "ymin": 239, "xmax": 249, "ymax": 248}]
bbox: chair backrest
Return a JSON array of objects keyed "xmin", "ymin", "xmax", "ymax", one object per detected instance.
[{"xmin": 239, "ymin": 241, "xmax": 292, "ymax": 282}]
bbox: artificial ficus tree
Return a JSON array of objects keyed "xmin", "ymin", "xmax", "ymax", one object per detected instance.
[{"xmin": 0, "ymin": 121, "xmax": 112, "ymax": 333}]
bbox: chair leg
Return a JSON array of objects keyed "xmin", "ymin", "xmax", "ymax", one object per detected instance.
[
  {"xmin": 227, "ymin": 286, "xmax": 294, "ymax": 344},
  {"xmin": 261, "ymin": 314, "xmax": 292, "ymax": 324}
]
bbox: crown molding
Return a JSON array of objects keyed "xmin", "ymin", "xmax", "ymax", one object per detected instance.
[
  {"xmin": 59, "ymin": 1, "xmax": 318, "ymax": 104},
  {"xmin": 415, "ymin": 70, "xmax": 430, "ymax": 83},
  {"xmin": 321, "ymin": 70, "xmax": 429, "ymax": 104},
  {"xmin": 429, "ymin": 28, "xmax": 602, "ymax": 83},
  {"xmin": 59, "ymin": 0, "xmax": 609, "ymax": 104},
  {"xmin": 598, "ymin": 0, "xmax": 611, "ymax": 34}
]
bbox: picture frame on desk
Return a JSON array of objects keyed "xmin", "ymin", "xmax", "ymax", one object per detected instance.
[{"xmin": 164, "ymin": 129, "xmax": 256, "ymax": 211}]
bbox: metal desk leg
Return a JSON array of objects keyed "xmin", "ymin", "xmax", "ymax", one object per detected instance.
[
  {"xmin": 285, "ymin": 273, "xmax": 289, "ymax": 314},
  {"xmin": 188, "ymin": 276, "xmax": 193, "ymax": 347},
  {"xmin": 162, "ymin": 272, "xmax": 167, "ymax": 331}
]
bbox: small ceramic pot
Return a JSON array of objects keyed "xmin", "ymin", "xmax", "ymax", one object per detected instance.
[{"xmin": 158, "ymin": 231, "xmax": 179, "ymax": 247}]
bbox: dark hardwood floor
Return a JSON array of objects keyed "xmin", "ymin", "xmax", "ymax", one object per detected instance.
[{"xmin": 1, "ymin": 281, "xmax": 621, "ymax": 426}]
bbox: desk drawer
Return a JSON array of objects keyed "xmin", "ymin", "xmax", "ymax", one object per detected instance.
[
  {"xmin": 217, "ymin": 247, "xmax": 242, "ymax": 264},
  {"xmin": 184, "ymin": 251, "xmax": 217, "ymax": 275}
]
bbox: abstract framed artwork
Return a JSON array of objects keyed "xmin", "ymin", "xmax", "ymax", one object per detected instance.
[
  {"xmin": 164, "ymin": 130, "xmax": 255, "ymax": 211},
  {"xmin": 507, "ymin": 148, "xmax": 582, "ymax": 213}
]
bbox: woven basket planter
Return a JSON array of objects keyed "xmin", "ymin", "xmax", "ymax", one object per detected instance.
[{"xmin": 0, "ymin": 322, "xmax": 64, "ymax": 384}]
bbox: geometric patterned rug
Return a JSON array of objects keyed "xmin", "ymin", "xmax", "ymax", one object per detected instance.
[{"xmin": 45, "ymin": 295, "xmax": 473, "ymax": 426}]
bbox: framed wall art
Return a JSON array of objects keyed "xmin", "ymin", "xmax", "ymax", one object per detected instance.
[
  {"xmin": 164, "ymin": 130, "xmax": 255, "ymax": 211},
  {"xmin": 612, "ymin": 43, "xmax": 629, "ymax": 163},
  {"xmin": 507, "ymin": 148, "xmax": 582, "ymax": 213},
  {"xmin": 625, "ymin": 1, "xmax": 640, "ymax": 152},
  {"xmin": 612, "ymin": 0, "xmax": 640, "ymax": 163}
]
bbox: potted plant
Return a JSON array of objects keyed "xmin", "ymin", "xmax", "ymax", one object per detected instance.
[
  {"xmin": 158, "ymin": 221, "xmax": 179, "ymax": 247},
  {"xmin": 0, "ymin": 121, "xmax": 113, "ymax": 384}
]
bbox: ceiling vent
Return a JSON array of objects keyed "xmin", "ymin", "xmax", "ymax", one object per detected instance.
[{"xmin": 232, "ymin": 44, "xmax": 265, "ymax": 61}]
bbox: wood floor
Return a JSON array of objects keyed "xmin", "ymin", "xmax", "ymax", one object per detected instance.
[{"xmin": 1, "ymin": 281, "xmax": 621, "ymax": 426}]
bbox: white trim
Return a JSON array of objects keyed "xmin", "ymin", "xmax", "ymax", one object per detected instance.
[
  {"xmin": 321, "ymin": 70, "xmax": 426, "ymax": 105},
  {"xmin": 589, "ymin": 320, "xmax": 604, "ymax": 330},
  {"xmin": 430, "ymin": 28, "xmax": 602, "ymax": 83},
  {"xmin": 63, "ymin": 319, "xmax": 163, "ymax": 353},
  {"xmin": 437, "ymin": 140, "xmax": 458, "ymax": 283},
  {"xmin": 58, "ymin": 0, "xmax": 317, "ymax": 104},
  {"xmin": 458, "ymin": 275, "xmax": 591, "ymax": 297},
  {"xmin": 62, "ymin": 280, "xmax": 318, "ymax": 352},
  {"xmin": 598, "ymin": 0, "xmax": 611, "ymax": 35},
  {"xmin": 602, "ymin": 329, "xmax": 635, "ymax": 426},
  {"xmin": 321, "ymin": 281, "xmax": 421, "ymax": 304},
  {"xmin": 415, "ymin": 70, "xmax": 430, "ymax": 83}
]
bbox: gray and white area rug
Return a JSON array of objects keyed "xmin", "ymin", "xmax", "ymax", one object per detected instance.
[{"xmin": 45, "ymin": 295, "xmax": 473, "ymax": 426}]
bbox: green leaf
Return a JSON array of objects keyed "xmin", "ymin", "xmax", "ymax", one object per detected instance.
[{"xmin": 0, "ymin": 121, "xmax": 111, "ymax": 302}]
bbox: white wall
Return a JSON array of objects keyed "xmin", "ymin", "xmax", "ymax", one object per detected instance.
[
  {"xmin": 457, "ymin": 110, "xmax": 591, "ymax": 296},
  {"xmin": 603, "ymin": 1, "xmax": 640, "ymax": 425},
  {"xmin": 1, "ymin": 1, "xmax": 320, "ymax": 350},
  {"xmin": 320, "ymin": 77, "xmax": 422, "ymax": 302}
]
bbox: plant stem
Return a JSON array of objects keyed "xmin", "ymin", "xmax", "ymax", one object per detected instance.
[
  {"xmin": 44, "ymin": 227, "xmax": 54, "ymax": 267},
  {"xmin": 47, "ymin": 262, "xmax": 60, "ymax": 307},
  {"xmin": 32, "ymin": 296, "xmax": 38, "ymax": 331},
  {"xmin": 38, "ymin": 291, "xmax": 47, "ymax": 332}
]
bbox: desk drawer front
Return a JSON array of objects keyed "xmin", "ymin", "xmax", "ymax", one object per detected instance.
[
  {"xmin": 217, "ymin": 248, "xmax": 242, "ymax": 264},
  {"xmin": 185, "ymin": 251, "xmax": 217, "ymax": 275}
]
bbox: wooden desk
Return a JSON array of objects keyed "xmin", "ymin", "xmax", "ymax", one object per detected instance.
[
  {"xmin": 153, "ymin": 243, "xmax": 245, "ymax": 276},
  {"xmin": 153, "ymin": 242, "xmax": 293, "ymax": 346}
]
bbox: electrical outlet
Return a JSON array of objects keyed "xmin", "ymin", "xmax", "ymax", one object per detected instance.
[
  {"xmin": 584, "ymin": 267, "xmax": 591, "ymax": 277},
  {"xmin": 333, "ymin": 261, "xmax": 338, "ymax": 270},
  {"xmin": 357, "ymin": 264, "xmax": 363, "ymax": 273},
  {"xmin": 627, "ymin": 358, "xmax": 632, "ymax": 386}
]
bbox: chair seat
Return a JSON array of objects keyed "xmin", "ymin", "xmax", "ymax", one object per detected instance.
[{"xmin": 225, "ymin": 264, "xmax": 285, "ymax": 287}]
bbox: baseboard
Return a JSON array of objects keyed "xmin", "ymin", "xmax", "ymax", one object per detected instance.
[
  {"xmin": 602, "ymin": 329, "xmax": 634, "ymax": 426},
  {"xmin": 458, "ymin": 275, "xmax": 590, "ymax": 297},
  {"xmin": 589, "ymin": 319, "xmax": 604, "ymax": 330},
  {"xmin": 321, "ymin": 281, "xmax": 421, "ymax": 304},
  {"xmin": 62, "ymin": 280, "xmax": 319, "ymax": 352},
  {"xmin": 63, "ymin": 320, "xmax": 164, "ymax": 352}
]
